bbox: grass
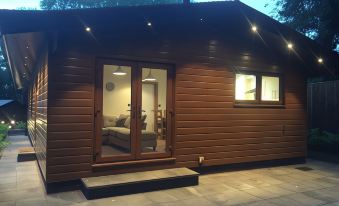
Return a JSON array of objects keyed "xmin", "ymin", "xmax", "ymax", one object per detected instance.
[
  {"xmin": 0, "ymin": 124, "xmax": 10, "ymax": 157},
  {"xmin": 309, "ymin": 128, "xmax": 339, "ymax": 155}
]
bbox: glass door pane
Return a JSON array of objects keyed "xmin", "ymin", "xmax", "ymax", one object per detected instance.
[
  {"xmin": 140, "ymin": 67, "xmax": 168, "ymax": 154},
  {"xmin": 100, "ymin": 64, "xmax": 133, "ymax": 158}
]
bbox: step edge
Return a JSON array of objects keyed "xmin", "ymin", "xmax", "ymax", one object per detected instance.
[{"xmin": 82, "ymin": 174, "xmax": 199, "ymax": 189}]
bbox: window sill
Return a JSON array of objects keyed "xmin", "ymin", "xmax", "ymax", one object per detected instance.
[{"xmin": 234, "ymin": 104, "xmax": 285, "ymax": 109}]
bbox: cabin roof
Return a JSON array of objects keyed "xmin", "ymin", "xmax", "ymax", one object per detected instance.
[
  {"xmin": 0, "ymin": 100, "xmax": 14, "ymax": 107},
  {"xmin": 0, "ymin": 1, "xmax": 338, "ymax": 89},
  {"xmin": 0, "ymin": 1, "xmax": 314, "ymax": 39}
]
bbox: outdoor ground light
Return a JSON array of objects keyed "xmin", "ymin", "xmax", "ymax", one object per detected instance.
[
  {"xmin": 8, "ymin": 125, "xmax": 12, "ymax": 129},
  {"xmin": 1, "ymin": 121, "xmax": 4, "ymax": 124},
  {"xmin": 113, "ymin": 66, "xmax": 127, "ymax": 76},
  {"xmin": 147, "ymin": 22, "xmax": 152, "ymax": 27},
  {"xmin": 10, "ymin": 120, "xmax": 15, "ymax": 125},
  {"xmin": 85, "ymin": 27, "xmax": 91, "ymax": 32},
  {"xmin": 318, "ymin": 58, "xmax": 324, "ymax": 64}
]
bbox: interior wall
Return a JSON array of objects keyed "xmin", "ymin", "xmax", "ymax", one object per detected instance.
[
  {"xmin": 103, "ymin": 65, "xmax": 131, "ymax": 118},
  {"xmin": 102, "ymin": 65, "xmax": 167, "ymax": 127},
  {"xmin": 142, "ymin": 68, "xmax": 167, "ymax": 132}
]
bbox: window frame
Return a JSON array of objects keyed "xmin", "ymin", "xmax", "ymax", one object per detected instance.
[{"xmin": 234, "ymin": 71, "xmax": 284, "ymax": 108}]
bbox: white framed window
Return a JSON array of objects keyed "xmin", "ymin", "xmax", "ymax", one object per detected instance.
[
  {"xmin": 235, "ymin": 74, "xmax": 256, "ymax": 101},
  {"xmin": 235, "ymin": 72, "xmax": 283, "ymax": 106}
]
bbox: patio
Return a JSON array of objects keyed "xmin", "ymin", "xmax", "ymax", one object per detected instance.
[{"xmin": 1, "ymin": 135, "xmax": 339, "ymax": 206}]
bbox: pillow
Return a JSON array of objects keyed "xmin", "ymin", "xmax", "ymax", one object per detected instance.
[
  {"xmin": 103, "ymin": 115, "xmax": 117, "ymax": 127},
  {"xmin": 116, "ymin": 114, "xmax": 129, "ymax": 127},
  {"xmin": 124, "ymin": 117, "xmax": 131, "ymax": 129},
  {"xmin": 141, "ymin": 114, "xmax": 147, "ymax": 123}
]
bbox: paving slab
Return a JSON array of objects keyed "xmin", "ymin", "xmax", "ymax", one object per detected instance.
[{"xmin": 1, "ymin": 135, "xmax": 339, "ymax": 206}]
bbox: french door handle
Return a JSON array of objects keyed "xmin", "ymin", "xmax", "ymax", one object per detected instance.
[
  {"xmin": 138, "ymin": 106, "xmax": 142, "ymax": 118},
  {"xmin": 94, "ymin": 110, "xmax": 100, "ymax": 117},
  {"xmin": 132, "ymin": 106, "xmax": 136, "ymax": 119}
]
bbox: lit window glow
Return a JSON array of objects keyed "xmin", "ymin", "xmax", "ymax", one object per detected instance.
[
  {"xmin": 261, "ymin": 76, "xmax": 280, "ymax": 101},
  {"xmin": 235, "ymin": 74, "xmax": 256, "ymax": 100}
]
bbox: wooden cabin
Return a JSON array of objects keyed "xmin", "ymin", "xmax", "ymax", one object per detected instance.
[{"xmin": 1, "ymin": 1, "xmax": 338, "ymax": 193}]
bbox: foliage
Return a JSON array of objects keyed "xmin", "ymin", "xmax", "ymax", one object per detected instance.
[
  {"xmin": 0, "ymin": 48, "xmax": 16, "ymax": 99},
  {"xmin": 309, "ymin": 128, "xmax": 339, "ymax": 154},
  {"xmin": 40, "ymin": 0, "xmax": 182, "ymax": 10},
  {"xmin": 0, "ymin": 124, "xmax": 10, "ymax": 152},
  {"xmin": 14, "ymin": 121, "xmax": 27, "ymax": 129},
  {"xmin": 275, "ymin": 0, "xmax": 339, "ymax": 51}
]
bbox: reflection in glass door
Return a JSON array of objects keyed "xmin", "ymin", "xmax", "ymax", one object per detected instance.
[
  {"xmin": 95, "ymin": 60, "xmax": 173, "ymax": 163},
  {"xmin": 140, "ymin": 67, "xmax": 169, "ymax": 155},
  {"xmin": 99, "ymin": 64, "xmax": 134, "ymax": 160}
]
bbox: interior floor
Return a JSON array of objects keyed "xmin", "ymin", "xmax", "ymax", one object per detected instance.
[{"xmin": 102, "ymin": 139, "xmax": 166, "ymax": 156}]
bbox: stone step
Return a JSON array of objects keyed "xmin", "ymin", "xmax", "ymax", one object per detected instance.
[{"xmin": 81, "ymin": 167, "xmax": 199, "ymax": 200}]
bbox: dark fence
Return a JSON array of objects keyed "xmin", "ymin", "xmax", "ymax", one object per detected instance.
[{"xmin": 308, "ymin": 80, "xmax": 339, "ymax": 133}]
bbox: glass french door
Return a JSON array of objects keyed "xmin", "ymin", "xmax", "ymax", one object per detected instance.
[{"xmin": 95, "ymin": 59, "xmax": 173, "ymax": 163}]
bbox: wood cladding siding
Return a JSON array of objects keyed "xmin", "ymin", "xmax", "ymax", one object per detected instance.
[
  {"xmin": 47, "ymin": 55, "xmax": 95, "ymax": 183},
  {"xmin": 45, "ymin": 27, "xmax": 307, "ymax": 183},
  {"xmin": 46, "ymin": 56, "xmax": 307, "ymax": 183},
  {"xmin": 174, "ymin": 66, "xmax": 307, "ymax": 168},
  {"xmin": 27, "ymin": 53, "xmax": 48, "ymax": 180}
]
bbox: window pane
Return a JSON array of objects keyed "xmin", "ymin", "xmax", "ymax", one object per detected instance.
[
  {"xmin": 141, "ymin": 68, "xmax": 167, "ymax": 154},
  {"xmin": 261, "ymin": 76, "xmax": 280, "ymax": 101},
  {"xmin": 235, "ymin": 74, "xmax": 256, "ymax": 100},
  {"xmin": 101, "ymin": 65, "xmax": 132, "ymax": 157}
]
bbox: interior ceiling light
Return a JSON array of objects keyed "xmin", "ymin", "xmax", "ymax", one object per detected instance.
[
  {"xmin": 144, "ymin": 69, "xmax": 156, "ymax": 82},
  {"xmin": 113, "ymin": 66, "xmax": 127, "ymax": 76}
]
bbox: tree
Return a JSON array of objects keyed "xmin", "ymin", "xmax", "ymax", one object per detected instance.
[
  {"xmin": 0, "ymin": 49, "xmax": 15, "ymax": 99},
  {"xmin": 275, "ymin": 0, "xmax": 339, "ymax": 51},
  {"xmin": 40, "ymin": 0, "xmax": 182, "ymax": 10}
]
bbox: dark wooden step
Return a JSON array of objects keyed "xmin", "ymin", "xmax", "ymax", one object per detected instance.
[
  {"xmin": 81, "ymin": 167, "xmax": 199, "ymax": 200},
  {"xmin": 17, "ymin": 147, "xmax": 36, "ymax": 162}
]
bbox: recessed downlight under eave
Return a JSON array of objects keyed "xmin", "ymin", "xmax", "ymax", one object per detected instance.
[{"xmin": 2, "ymin": 32, "xmax": 49, "ymax": 90}]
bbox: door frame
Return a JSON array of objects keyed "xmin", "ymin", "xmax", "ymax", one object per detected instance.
[
  {"xmin": 94, "ymin": 59, "xmax": 175, "ymax": 164},
  {"xmin": 94, "ymin": 59, "xmax": 138, "ymax": 163}
]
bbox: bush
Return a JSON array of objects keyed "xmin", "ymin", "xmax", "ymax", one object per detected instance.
[
  {"xmin": 0, "ymin": 124, "xmax": 9, "ymax": 134},
  {"xmin": 14, "ymin": 121, "xmax": 27, "ymax": 129},
  {"xmin": 0, "ymin": 124, "xmax": 10, "ymax": 151},
  {"xmin": 309, "ymin": 128, "xmax": 339, "ymax": 154}
]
